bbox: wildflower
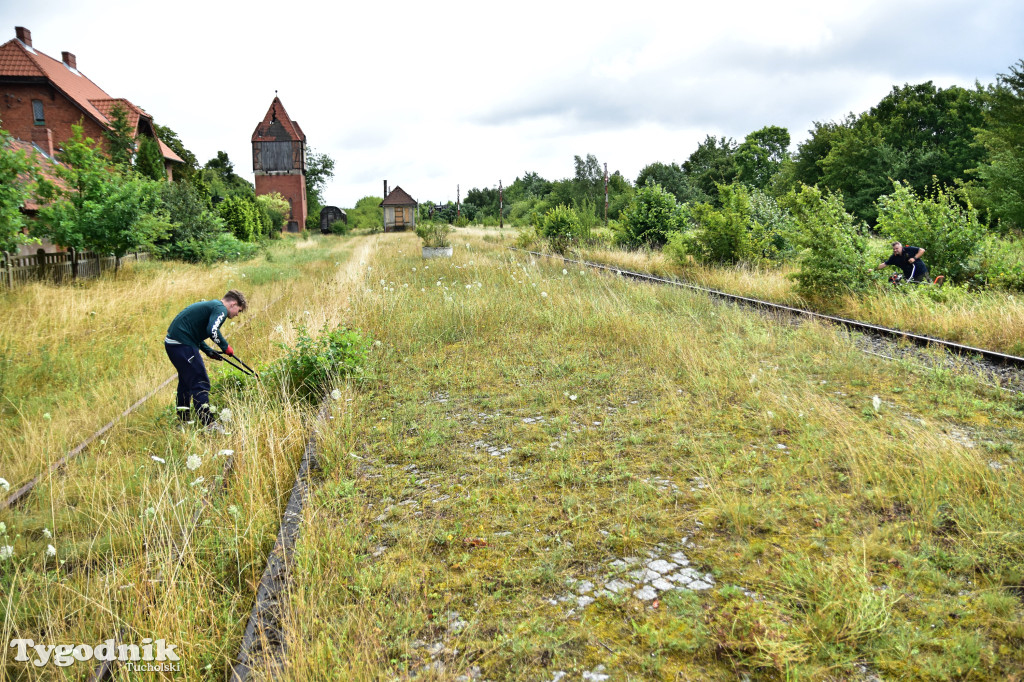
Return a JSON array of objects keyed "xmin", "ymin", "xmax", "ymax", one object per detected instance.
[
  {"xmin": 46, "ymin": 544, "xmax": 56, "ymax": 558},
  {"xmin": 219, "ymin": 409, "xmax": 233, "ymax": 423},
  {"xmin": 227, "ymin": 505, "xmax": 240, "ymax": 518},
  {"xmin": 43, "ymin": 413, "xmax": 51, "ymax": 420},
  {"xmin": 331, "ymin": 389, "xmax": 342, "ymax": 401},
  {"xmin": 412, "ymin": 267, "xmax": 417, "ymax": 272},
  {"xmin": 580, "ymin": 271, "xmax": 585, "ymax": 275},
  {"xmin": 570, "ymin": 395, "xmax": 577, "ymax": 401},
  {"xmin": 151, "ymin": 456, "xmax": 166, "ymax": 464},
  {"xmin": 0, "ymin": 546, "xmax": 13, "ymax": 560},
  {"xmin": 374, "ymin": 340, "xmax": 382, "ymax": 347},
  {"xmin": 403, "ymin": 283, "xmax": 409, "ymax": 288},
  {"xmin": 142, "ymin": 507, "xmax": 156, "ymax": 521},
  {"xmin": 208, "ymin": 405, "xmax": 219, "ymax": 414},
  {"xmin": 304, "ymin": 310, "xmax": 311, "ymax": 316},
  {"xmin": 186, "ymin": 454, "xmax": 202, "ymax": 471},
  {"xmin": 42, "ymin": 528, "xmax": 51, "ymax": 538},
  {"xmin": 217, "ymin": 449, "xmax": 234, "ymax": 457},
  {"xmin": 872, "ymin": 395, "xmax": 882, "ymax": 412},
  {"xmin": 563, "ymin": 269, "xmax": 568, "ymax": 275},
  {"xmin": 275, "ymin": 325, "xmax": 284, "ymax": 333},
  {"xmin": 421, "ymin": 288, "xmax": 425, "ymax": 292},
  {"xmin": 466, "ymin": 284, "xmax": 472, "ymax": 289},
  {"xmin": 0, "ymin": 522, "xmax": 5, "ymax": 534},
  {"xmin": 176, "ymin": 406, "xmax": 190, "ymax": 412},
  {"xmin": 190, "ymin": 477, "xmax": 205, "ymax": 487},
  {"xmin": 0, "ymin": 478, "xmax": 9, "ymax": 492}
]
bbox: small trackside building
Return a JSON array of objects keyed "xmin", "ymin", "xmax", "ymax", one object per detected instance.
[{"xmin": 380, "ymin": 185, "xmax": 417, "ymax": 232}]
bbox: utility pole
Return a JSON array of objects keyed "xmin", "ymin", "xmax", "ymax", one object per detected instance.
[
  {"xmin": 604, "ymin": 163, "xmax": 609, "ymax": 227},
  {"xmin": 499, "ymin": 180, "xmax": 503, "ymax": 229},
  {"xmin": 456, "ymin": 184, "xmax": 460, "ymax": 221}
]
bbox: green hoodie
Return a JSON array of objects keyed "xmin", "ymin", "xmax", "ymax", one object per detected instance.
[{"xmin": 165, "ymin": 299, "xmax": 230, "ymax": 355}]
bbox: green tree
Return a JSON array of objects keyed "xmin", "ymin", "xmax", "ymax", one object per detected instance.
[
  {"xmin": 875, "ymin": 181, "xmax": 984, "ymax": 282},
  {"xmin": 735, "ymin": 125, "xmax": 791, "ymax": 190},
  {"xmin": 153, "ymin": 123, "xmax": 198, "ymax": 182},
  {"xmin": 102, "ymin": 103, "xmax": 136, "ymax": 166},
  {"xmin": 682, "ymin": 135, "xmax": 738, "ymax": 205},
  {"xmin": 0, "ymin": 126, "xmax": 48, "ymax": 253},
  {"xmin": 200, "ymin": 151, "xmax": 253, "ymax": 202},
  {"xmin": 155, "ymin": 180, "xmax": 232, "ymax": 262},
  {"xmin": 973, "ymin": 60, "xmax": 1024, "ymax": 232},
  {"xmin": 304, "ymin": 148, "xmax": 335, "ymax": 231},
  {"xmin": 257, "ymin": 192, "xmax": 290, "ymax": 233},
  {"xmin": 782, "ymin": 185, "xmax": 870, "ymax": 297},
  {"xmin": 793, "ymin": 116, "xmax": 856, "ymax": 188},
  {"xmin": 464, "ymin": 187, "xmax": 499, "ymax": 219},
  {"xmin": 616, "ymin": 181, "xmax": 683, "ymax": 247},
  {"xmin": 347, "ymin": 196, "xmax": 384, "ymax": 231},
  {"xmin": 38, "ymin": 125, "xmax": 167, "ymax": 265},
  {"xmin": 540, "ymin": 204, "xmax": 584, "ymax": 253},
  {"xmin": 821, "ymin": 82, "xmax": 986, "ymax": 223},
  {"xmin": 135, "ymin": 135, "xmax": 166, "ymax": 181},
  {"xmin": 635, "ymin": 162, "xmax": 697, "ymax": 204},
  {"xmin": 217, "ymin": 194, "xmax": 260, "ymax": 242}
]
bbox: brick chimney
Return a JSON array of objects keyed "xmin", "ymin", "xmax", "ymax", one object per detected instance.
[
  {"xmin": 31, "ymin": 127, "xmax": 54, "ymax": 158},
  {"xmin": 62, "ymin": 51, "xmax": 77, "ymax": 69},
  {"xmin": 15, "ymin": 26, "xmax": 31, "ymax": 47}
]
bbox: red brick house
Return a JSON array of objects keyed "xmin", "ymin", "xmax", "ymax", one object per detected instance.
[
  {"xmin": 252, "ymin": 96, "xmax": 307, "ymax": 232},
  {"xmin": 0, "ymin": 26, "xmax": 183, "ymax": 179}
]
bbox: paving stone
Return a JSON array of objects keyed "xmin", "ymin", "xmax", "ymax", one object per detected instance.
[
  {"xmin": 604, "ymin": 579, "xmax": 632, "ymax": 594},
  {"xmin": 688, "ymin": 579, "xmax": 713, "ymax": 591},
  {"xmin": 651, "ymin": 578, "xmax": 675, "ymax": 591},
  {"xmin": 576, "ymin": 580, "xmax": 594, "ymax": 594},
  {"xmin": 576, "ymin": 595, "xmax": 595, "ymax": 608},
  {"xmin": 669, "ymin": 552, "xmax": 690, "ymax": 565},
  {"xmin": 633, "ymin": 585, "xmax": 658, "ymax": 600},
  {"xmin": 583, "ymin": 665, "xmax": 610, "ymax": 681},
  {"xmin": 647, "ymin": 559, "xmax": 677, "ymax": 574}
]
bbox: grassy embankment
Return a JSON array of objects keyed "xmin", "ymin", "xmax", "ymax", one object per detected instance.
[
  {"xmin": 554, "ymin": 240, "xmax": 1024, "ymax": 357},
  {"xmin": 276, "ymin": 229, "xmax": 1023, "ymax": 680},
  {"xmin": 0, "ymin": 234, "xmax": 377, "ymax": 680}
]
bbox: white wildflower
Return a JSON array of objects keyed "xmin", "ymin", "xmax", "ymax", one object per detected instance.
[
  {"xmin": 190, "ymin": 477, "xmax": 205, "ymax": 487},
  {"xmin": 563, "ymin": 269, "xmax": 568, "ymax": 275},
  {"xmin": 872, "ymin": 395, "xmax": 882, "ymax": 412},
  {"xmin": 331, "ymin": 389, "xmax": 342, "ymax": 401},
  {"xmin": 217, "ymin": 449, "xmax": 234, "ymax": 457},
  {"xmin": 0, "ymin": 546, "xmax": 13, "ymax": 560},
  {"xmin": 541, "ymin": 291, "xmax": 548, "ymax": 297},
  {"xmin": 43, "ymin": 413, "xmax": 51, "ymax": 420},
  {"xmin": 421, "ymin": 288, "xmax": 425, "ymax": 292},
  {"xmin": 186, "ymin": 454, "xmax": 202, "ymax": 471},
  {"xmin": 42, "ymin": 527, "xmax": 51, "ymax": 538},
  {"xmin": 374, "ymin": 340, "xmax": 382, "ymax": 347},
  {"xmin": 0, "ymin": 522, "xmax": 5, "ymax": 534},
  {"xmin": 151, "ymin": 456, "xmax": 165, "ymax": 464},
  {"xmin": 219, "ymin": 409, "xmax": 232, "ymax": 423},
  {"xmin": 304, "ymin": 310, "xmax": 311, "ymax": 316},
  {"xmin": 412, "ymin": 267, "xmax": 417, "ymax": 272},
  {"xmin": 142, "ymin": 507, "xmax": 156, "ymax": 521},
  {"xmin": 570, "ymin": 395, "xmax": 577, "ymax": 401},
  {"xmin": 275, "ymin": 325, "xmax": 284, "ymax": 333},
  {"xmin": 46, "ymin": 544, "xmax": 56, "ymax": 557},
  {"xmin": 0, "ymin": 478, "xmax": 8, "ymax": 492},
  {"xmin": 227, "ymin": 505, "xmax": 240, "ymax": 518}
]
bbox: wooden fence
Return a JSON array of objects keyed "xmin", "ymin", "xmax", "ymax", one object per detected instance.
[{"xmin": 1, "ymin": 249, "xmax": 149, "ymax": 288}]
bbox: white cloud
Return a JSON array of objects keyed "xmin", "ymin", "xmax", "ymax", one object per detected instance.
[{"xmin": 4, "ymin": 0, "xmax": 1021, "ymax": 207}]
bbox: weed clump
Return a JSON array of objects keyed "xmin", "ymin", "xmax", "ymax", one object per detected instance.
[{"xmin": 265, "ymin": 323, "xmax": 371, "ymax": 399}]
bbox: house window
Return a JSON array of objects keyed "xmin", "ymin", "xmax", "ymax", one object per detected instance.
[{"xmin": 32, "ymin": 100, "xmax": 45, "ymax": 125}]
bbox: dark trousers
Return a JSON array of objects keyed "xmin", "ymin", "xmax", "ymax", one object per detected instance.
[{"xmin": 165, "ymin": 343, "xmax": 212, "ymax": 424}]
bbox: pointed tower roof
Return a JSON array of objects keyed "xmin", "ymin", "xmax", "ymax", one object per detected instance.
[{"xmin": 251, "ymin": 96, "xmax": 306, "ymax": 143}]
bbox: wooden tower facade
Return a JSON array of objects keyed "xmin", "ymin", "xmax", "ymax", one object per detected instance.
[{"xmin": 252, "ymin": 96, "xmax": 307, "ymax": 232}]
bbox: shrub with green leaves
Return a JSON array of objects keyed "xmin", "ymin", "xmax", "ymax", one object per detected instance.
[
  {"xmin": 217, "ymin": 195, "xmax": 261, "ymax": 242},
  {"xmin": 875, "ymin": 181, "xmax": 984, "ymax": 283},
  {"xmin": 783, "ymin": 184, "xmax": 870, "ymax": 297},
  {"xmin": 329, "ymin": 219, "xmax": 350, "ymax": 235},
  {"xmin": 540, "ymin": 204, "xmax": 584, "ymax": 253},
  {"xmin": 616, "ymin": 181, "xmax": 683, "ymax": 248},
  {"xmin": 415, "ymin": 222, "xmax": 452, "ymax": 248},
  {"xmin": 268, "ymin": 324, "xmax": 371, "ymax": 399}
]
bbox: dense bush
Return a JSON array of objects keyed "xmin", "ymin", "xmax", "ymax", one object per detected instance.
[
  {"xmin": 616, "ymin": 182, "xmax": 683, "ymax": 247},
  {"xmin": 156, "ymin": 181, "xmax": 229, "ymax": 262},
  {"xmin": 347, "ymin": 196, "xmax": 383, "ymax": 231},
  {"xmin": 170, "ymin": 232, "xmax": 259, "ymax": 264},
  {"xmin": 217, "ymin": 195, "xmax": 261, "ymax": 242},
  {"xmin": 329, "ymin": 219, "xmax": 350, "ymax": 235},
  {"xmin": 783, "ymin": 185, "xmax": 871, "ymax": 297},
  {"xmin": 977, "ymin": 235, "xmax": 1024, "ymax": 291},
  {"xmin": 540, "ymin": 204, "xmax": 585, "ymax": 253},
  {"xmin": 875, "ymin": 181, "xmax": 985, "ymax": 283},
  {"xmin": 415, "ymin": 222, "xmax": 452, "ymax": 248},
  {"xmin": 267, "ymin": 324, "xmax": 370, "ymax": 399}
]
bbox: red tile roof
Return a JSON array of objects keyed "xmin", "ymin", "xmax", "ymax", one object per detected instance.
[
  {"xmin": 0, "ymin": 34, "xmax": 183, "ymax": 163},
  {"xmin": 251, "ymin": 96, "xmax": 306, "ymax": 143},
  {"xmin": 7, "ymin": 137, "xmax": 66, "ymax": 211},
  {"xmin": 381, "ymin": 186, "xmax": 417, "ymax": 206}
]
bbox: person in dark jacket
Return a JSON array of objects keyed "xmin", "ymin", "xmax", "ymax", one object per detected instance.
[
  {"xmin": 165, "ymin": 290, "xmax": 247, "ymax": 430},
  {"xmin": 876, "ymin": 242, "xmax": 930, "ymax": 282}
]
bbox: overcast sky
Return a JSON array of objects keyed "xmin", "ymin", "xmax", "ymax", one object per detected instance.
[{"xmin": 4, "ymin": 0, "xmax": 1022, "ymax": 207}]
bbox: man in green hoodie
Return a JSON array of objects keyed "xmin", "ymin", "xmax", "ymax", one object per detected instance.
[{"xmin": 165, "ymin": 290, "xmax": 247, "ymax": 431}]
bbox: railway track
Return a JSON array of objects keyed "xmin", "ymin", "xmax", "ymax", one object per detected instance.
[{"xmin": 513, "ymin": 248, "xmax": 1024, "ymax": 387}]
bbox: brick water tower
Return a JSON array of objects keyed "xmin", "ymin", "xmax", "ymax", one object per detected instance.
[{"xmin": 252, "ymin": 96, "xmax": 307, "ymax": 232}]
